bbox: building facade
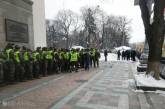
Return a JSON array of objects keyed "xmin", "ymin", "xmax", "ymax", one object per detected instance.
[
  {"xmin": 0, "ymin": 0, "xmax": 46, "ymax": 50},
  {"xmin": 32, "ymin": 0, "xmax": 47, "ymax": 49}
]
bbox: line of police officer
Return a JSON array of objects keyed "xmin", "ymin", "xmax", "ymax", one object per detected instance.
[{"xmin": 0, "ymin": 44, "xmax": 100, "ymax": 84}]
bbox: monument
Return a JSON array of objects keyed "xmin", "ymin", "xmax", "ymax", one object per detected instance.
[
  {"xmin": 0, "ymin": 0, "xmax": 47, "ymax": 50},
  {"xmin": 0, "ymin": 0, "xmax": 34, "ymax": 49}
]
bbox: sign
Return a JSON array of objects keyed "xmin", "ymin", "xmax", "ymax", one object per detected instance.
[{"xmin": 5, "ymin": 19, "xmax": 29, "ymax": 43}]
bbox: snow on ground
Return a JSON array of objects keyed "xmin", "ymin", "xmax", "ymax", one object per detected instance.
[
  {"xmin": 100, "ymin": 53, "xmax": 117, "ymax": 61},
  {"xmin": 135, "ymin": 74, "xmax": 165, "ymax": 88},
  {"xmin": 114, "ymin": 46, "xmax": 131, "ymax": 51}
]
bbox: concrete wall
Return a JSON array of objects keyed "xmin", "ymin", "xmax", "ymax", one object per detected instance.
[
  {"xmin": 32, "ymin": 0, "xmax": 47, "ymax": 49},
  {"xmin": 0, "ymin": 0, "xmax": 34, "ymax": 49}
]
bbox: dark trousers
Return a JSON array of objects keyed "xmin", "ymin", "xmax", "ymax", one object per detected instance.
[
  {"xmin": 24, "ymin": 61, "xmax": 33, "ymax": 80},
  {"xmin": 33, "ymin": 61, "xmax": 40, "ymax": 78},
  {"xmin": 47, "ymin": 59, "xmax": 53, "ymax": 74},
  {"xmin": 3, "ymin": 60, "xmax": 15, "ymax": 84},
  {"xmin": 84, "ymin": 60, "xmax": 89, "ymax": 70},
  {"xmin": 105, "ymin": 56, "xmax": 107, "ymax": 62},
  {"xmin": 53, "ymin": 60, "xmax": 58, "ymax": 73},
  {"xmin": 15, "ymin": 63, "xmax": 25, "ymax": 82},
  {"xmin": 71, "ymin": 61, "xmax": 78, "ymax": 72},
  {"xmin": 96, "ymin": 59, "xmax": 99, "ymax": 67},
  {"xmin": 92, "ymin": 57, "xmax": 96, "ymax": 68},
  {"xmin": 41, "ymin": 60, "xmax": 48, "ymax": 76}
]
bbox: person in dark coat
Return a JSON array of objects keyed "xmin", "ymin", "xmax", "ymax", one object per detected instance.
[
  {"xmin": 131, "ymin": 50, "xmax": 136, "ymax": 61},
  {"xmin": 122, "ymin": 51, "xmax": 126, "ymax": 60},
  {"xmin": 104, "ymin": 49, "xmax": 108, "ymax": 62},
  {"xmin": 84, "ymin": 49, "xmax": 90, "ymax": 70},
  {"xmin": 117, "ymin": 50, "xmax": 121, "ymax": 60},
  {"xmin": 126, "ymin": 50, "xmax": 131, "ymax": 60}
]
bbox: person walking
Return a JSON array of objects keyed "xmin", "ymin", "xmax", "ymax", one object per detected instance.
[
  {"xmin": 117, "ymin": 50, "xmax": 121, "ymax": 60},
  {"xmin": 104, "ymin": 49, "xmax": 108, "ymax": 62}
]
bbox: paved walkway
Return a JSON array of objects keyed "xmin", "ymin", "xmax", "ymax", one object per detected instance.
[
  {"xmin": 1, "ymin": 59, "xmax": 165, "ymax": 109},
  {"xmin": 50, "ymin": 61, "xmax": 133, "ymax": 109}
]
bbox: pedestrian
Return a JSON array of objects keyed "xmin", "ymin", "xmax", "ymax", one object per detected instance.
[
  {"xmin": 117, "ymin": 50, "xmax": 121, "ymax": 60},
  {"xmin": 104, "ymin": 49, "xmax": 108, "ymax": 62},
  {"xmin": 122, "ymin": 51, "xmax": 126, "ymax": 60},
  {"xmin": 131, "ymin": 50, "xmax": 136, "ymax": 61}
]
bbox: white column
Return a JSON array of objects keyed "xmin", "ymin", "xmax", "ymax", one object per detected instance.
[{"xmin": 32, "ymin": 0, "xmax": 47, "ymax": 49}]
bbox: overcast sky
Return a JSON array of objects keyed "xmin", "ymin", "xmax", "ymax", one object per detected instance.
[{"xmin": 45, "ymin": 0, "xmax": 145, "ymax": 43}]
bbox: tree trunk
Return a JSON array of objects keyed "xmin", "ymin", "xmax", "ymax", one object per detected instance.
[
  {"xmin": 66, "ymin": 34, "xmax": 69, "ymax": 49},
  {"xmin": 139, "ymin": 0, "xmax": 165, "ymax": 79}
]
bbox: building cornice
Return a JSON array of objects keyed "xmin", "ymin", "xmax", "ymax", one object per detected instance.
[{"xmin": 22, "ymin": 0, "xmax": 33, "ymax": 5}]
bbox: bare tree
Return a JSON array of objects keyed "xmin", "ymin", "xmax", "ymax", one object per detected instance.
[
  {"xmin": 139, "ymin": 0, "xmax": 165, "ymax": 79},
  {"xmin": 56, "ymin": 10, "xmax": 76, "ymax": 49},
  {"xmin": 104, "ymin": 16, "xmax": 131, "ymax": 49}
]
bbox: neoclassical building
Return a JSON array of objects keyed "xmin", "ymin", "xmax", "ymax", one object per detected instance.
[{"xmin": 0, "ymin": 0, "xmax": 46, "ymax": 50}]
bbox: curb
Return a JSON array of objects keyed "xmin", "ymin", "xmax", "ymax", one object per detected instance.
[{"xmin": 136, "ymin": 86, "xmax": 165, "ymax": 91}]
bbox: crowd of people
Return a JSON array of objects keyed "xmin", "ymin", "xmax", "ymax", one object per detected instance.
[
  {"xmin": 117, "ymin": 50, "xmax": 137, "ymax": 61},
  {"xmin": 0, "ymin": 44, "xmax": 100, "ymax": 84}
]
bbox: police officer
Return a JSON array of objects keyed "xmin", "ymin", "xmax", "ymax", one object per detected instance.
[
  {"xmin": 91, "ymin": 48, "xmax": 96, "ymax": 68},
  {"xmin": 3, "ymin": 44, "xmax": 15, "ymax": 84},
  {"xmin": 32, "ymin": 49, "xmax": 40, "ymax": 78},
  {"xmin": 46, "ymin": 47, "xmax": 53, "ymax": 74},
  {"xmin": 95, "ymin": 49, "xmax": 100, "ymax": 67},
  {"xmin": 14, "ymin": 45, "xmax": 25, "ymax": 82},
  {"xmin": 84, "ymin": 49, "xmax": 90, "ymax": 70},
  {"xmin": 70, "ymin": 49, "xmax": 78, "ymax": 72},
  {"xmin": 53, "ymin": 48, "xmax": 59, "ymax": 73},
  {"xmin": 23, "ymin": 47, "xmax": 33, "ymax": 80},
  {"xmin": 41, "ymin": 47, "xmax": 48, "ymax": 76},
  {"xmin": 59, "ymin": 49, "xmax": 65, "ymax": 73}
]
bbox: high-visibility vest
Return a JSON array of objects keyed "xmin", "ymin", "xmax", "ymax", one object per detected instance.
[
  {"xmin": 64, "ymin": 52, "xmax": 69, "ymax": 60},
  {"xmin": 32, "ymin": 52, "xmax": 39, "ymax": 62},
  {"xmin": 6, "ymin": 49, "xmax": 13, "ymax": 60},
  {"xmin": 91, "ymin": 50, "xmax": 96, "ymax": 57},
  {"xmin": 59, "ymin": 52, "xmax": 64, "ymax": 60},
  {"xmin": 23, "ymin": 51, "xmax": 30, "ymax": 61},
  {"xmin": 41, "ymin": 51, "xmax": 47, "ymax": 60},
  {"xmin": 14, "ymin": 51, "xmax": 20, "ymax": 63},
  {"xmin": 54, "ymin": 52, "xmax": 58, "ymax": 56},
  {"xmin": 46, "ymin": 50, "xmax": 53, "ymax": 60},
  {"xmin": 70, "ymin": 52, "xmax": 78, "ymax": 62}
]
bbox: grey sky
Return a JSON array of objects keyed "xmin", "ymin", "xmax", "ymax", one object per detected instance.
[{"xmin": 45, "ymin": 0, "xmax": 145, "ymax": 43}]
